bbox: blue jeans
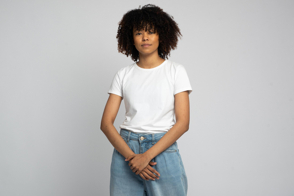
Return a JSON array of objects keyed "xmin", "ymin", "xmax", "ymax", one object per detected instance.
[{"xmin": 110, "ymin": 129, "xmax": 188, "ymax": 196}]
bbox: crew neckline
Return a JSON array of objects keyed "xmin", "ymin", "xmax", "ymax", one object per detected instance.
[{"xmin": 134, "ymin": 59, "xmax": 167, "ymax": 71}]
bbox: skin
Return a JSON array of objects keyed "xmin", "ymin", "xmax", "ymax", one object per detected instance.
[
  {"xmin": 100, "ymin": 24, "xmax": 190, "ymax": 181},
  {"xmin": 132, "ymin": 25, "xmax": 165, "ymax": 68}
]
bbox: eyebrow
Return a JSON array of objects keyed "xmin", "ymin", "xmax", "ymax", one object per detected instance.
[{"xmin": 134, "ymin": 28, "xmax": 155, "ymax": 32}]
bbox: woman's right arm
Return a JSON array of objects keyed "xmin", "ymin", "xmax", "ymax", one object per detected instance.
[
  {"xmin": 100, "ymin": 94, "xmax": 160, "ymax": 181},
  {"xmin": 100, "ymin": 93, "xmax": 134, "ymax": 158}
]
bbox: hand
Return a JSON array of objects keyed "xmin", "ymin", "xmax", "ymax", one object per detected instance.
[
  {"xmin": 139, "ymin": 161, "xmax": 160, "ymax": 181},
  {"xmin": 125, "ymin": 153, "xmax": 151, "ymax": 175}
]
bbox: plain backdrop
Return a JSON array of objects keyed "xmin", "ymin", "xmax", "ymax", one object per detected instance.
[{"xmin": 1, "ymin": 0, "xmax": 294, "ymax": 195}]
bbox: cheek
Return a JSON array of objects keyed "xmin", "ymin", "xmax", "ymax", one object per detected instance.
[
  {"xmin": 152, "ymin": 38, "xmax": 159, "ymax": 46},
  {"xmin": 152, "ymin": 36, "xmax": 159, "ymax": 44},
  {"xmin": 133, "ymin": 36, "xmax": 139, "ymax": 44},
  {"xmin": 134, "ymin": 41, "xmax": 140, "ymax": 48}
]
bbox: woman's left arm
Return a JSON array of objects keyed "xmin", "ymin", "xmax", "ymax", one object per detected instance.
[{"xmin": 126, "ymin": 91, "xmax": 190, "ymax": 175}]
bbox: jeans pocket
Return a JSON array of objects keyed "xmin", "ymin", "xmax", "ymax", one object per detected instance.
[
  {"xmin": 114, "ymin": 136, "xmax": 129, "ymax": 154},
  {"xmin": 163, "ymin": 142, "xmax": 178, "ymax": 153},
  {"xmin": 120, "ymin": 135, "xmax": 128, "ymax": 144}
]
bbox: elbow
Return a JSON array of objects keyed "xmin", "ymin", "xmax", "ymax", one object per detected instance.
[
  {"xmin": 183, "ymin": 120, "xmax": 190, "ymax": 132},
  {"xmin": 100, "ymin": 122, "xmax": 109, "ymax": 132},
  {"xmin": 178, "ymin": 121, "xmax": 189, "ymax": 132},
  {"xmin": 100, "ymin": 125, "xmax": 104, "ymax": 132},
  {"xmin": 100, "ymin": 120, "xmax": 104, "ymax": 131},
  {"xmin": 100, "ymin": 123, "xmax": 108, "ymax": 132},
  {"xmin": 100, "ymin": 116, "xmax": 109, "ymax": 132},
  {"xmin": 100, "ymin": 120, "xmax": 114, "ymax": 132},
  {"xmin": 100, "ymin": 124, "xmax": 104, "ymax": 132}
]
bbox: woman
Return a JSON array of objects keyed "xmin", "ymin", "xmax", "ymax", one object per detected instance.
[{"xmin": 100, "ymin": 4, "xmax": 192, "ymax": 196}]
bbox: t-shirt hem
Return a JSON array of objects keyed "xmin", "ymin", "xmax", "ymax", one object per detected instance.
[
  {"xmin": 108, "ymin": 91, "xmax": 123, "ymax": 98},
  {"xmin": 174, "ymin": 88, "xmax": 192, "ymax": 95},
  {"xmin": 119, "ymin": 126, "xmax": 172, "ymax": 134}
]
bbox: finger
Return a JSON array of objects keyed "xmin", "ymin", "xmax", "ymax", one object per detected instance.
[
  {"xmin": 125, "ymin": 154, "xmax": 135, "ymax": 161},
  {"xmin": 142, "ymin": 170, "xmax": 156, "ymax": 181},
  {"xmin": 149, "ymin": 162, "xmax": 157, "ymax": 165},
  {"xmin": 146, "ymin": 168, "xmax": 159, "ymax": 179},
  {"xmin": 141, "ymin": 171, "xmax": 155, "ymax": 181},
  {"xmin": 143, "ymin": 168, "xmax": 157, "ymax": 179},
  {"xmin": 139, "ymin": 173, "xmax": 147, "ymax": 181},
  {"xmin": 147, "ymin": 165, "xmax": 160, "ymax": 177},
  {"xmin": 132, "ymin": 168, "xmax": 138, "ymax": 174},
  {"xmin": 125, "ymin": 155, "xmax": 132, "ymax": 161},
  {"xmin": 136, "ymin": 168, "xmax": 142, "ymax": 175}
]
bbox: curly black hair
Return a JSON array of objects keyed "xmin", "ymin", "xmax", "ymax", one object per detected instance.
[{"xmin": 116, "ymin": 4, "xmax": 182, "ymax": 62}]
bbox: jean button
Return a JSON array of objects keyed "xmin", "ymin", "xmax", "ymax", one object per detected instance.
[{"xmin": 140, "ymin": 136, "xmax": 145, "ymax": 141}]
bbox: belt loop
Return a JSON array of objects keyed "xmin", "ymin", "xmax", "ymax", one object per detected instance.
[
  {"xmin": 152, "ymin": 134, "xmax": 155, "ymax": 145},
  {"xmin": 127, "ymin": 131, "xmax": 131, "ymax": 143}
]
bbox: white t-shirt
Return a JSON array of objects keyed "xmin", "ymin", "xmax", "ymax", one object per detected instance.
[{"xmin": 107, "ymin": 59, "xmax": 192, "ymax": 134}]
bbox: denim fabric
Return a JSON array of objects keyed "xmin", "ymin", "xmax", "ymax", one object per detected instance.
[{"xmin": 110, "ymin": 129, "xmax": 188, "ymax": 196}]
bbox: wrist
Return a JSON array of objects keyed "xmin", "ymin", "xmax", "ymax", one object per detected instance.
[
  {"xmin": 125, "ymin": 151, "xmax": 135, "ymax": 159},
  {"xmin": 144, "ymin": 150, "xmax": 154, "ymax": 161}
]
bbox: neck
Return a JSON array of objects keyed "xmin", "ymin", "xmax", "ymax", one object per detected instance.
[{"xmin": 137, "ymin": 53, "xmax": 165, "ymax": 69}]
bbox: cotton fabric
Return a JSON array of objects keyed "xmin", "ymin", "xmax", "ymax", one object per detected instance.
[{"xmin": 107, "ymin": 59, "xmax": 192, "ymax": 134}]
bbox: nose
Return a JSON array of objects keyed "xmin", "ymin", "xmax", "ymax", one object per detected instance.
[{"xmin": 142, "ymin": 32, "xmax": 149, "ymax": 41}]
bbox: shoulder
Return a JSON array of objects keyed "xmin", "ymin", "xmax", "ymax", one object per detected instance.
[
  {"xmin": 165, "ymin": 59, "xmax": 187, "ymax": 76},
  {"xmin": 114, "ymin": 63, "xmax": 135, "ymax": 78},
  {"xmin": 166, "ymin": 59, "xmax": 185, "ymax": 70}
]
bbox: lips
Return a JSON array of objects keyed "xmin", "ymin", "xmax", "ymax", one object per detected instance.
[{"xmin": 142, "ymin": 44, "xmax": 151, "ymax": 47}]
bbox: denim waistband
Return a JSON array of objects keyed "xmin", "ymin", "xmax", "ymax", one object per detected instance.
[{"xmin": 120, "ymin": 129, "xmax": 167, "ymax": 142}]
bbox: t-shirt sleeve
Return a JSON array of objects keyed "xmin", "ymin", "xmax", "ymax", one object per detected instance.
[
  {"xmin": 174, "ymin": 64, "xmax": 193, "ymax": 95},
  {"xmin": 107, "ymin": 71, "xmax": 123, "ymax": 98}
]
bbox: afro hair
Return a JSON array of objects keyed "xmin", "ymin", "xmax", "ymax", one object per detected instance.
[{"xmin": 116, "ymin": 4, "xmax": 182, "ymax": 62}]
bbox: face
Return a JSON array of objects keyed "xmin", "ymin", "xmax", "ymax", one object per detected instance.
[{"xmin": 133, "ymin": 25, "xmax": 160, "ymax": 57}]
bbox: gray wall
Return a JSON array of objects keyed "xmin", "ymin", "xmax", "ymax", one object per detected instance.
[{"xmin": 1, "ymin": 0, "xmax": 293, "ymax": 195}]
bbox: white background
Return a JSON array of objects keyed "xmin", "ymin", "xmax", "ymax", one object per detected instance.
[{"xmin": 1, "ymin": 0, "xmax": 293, "ymax": 195}]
